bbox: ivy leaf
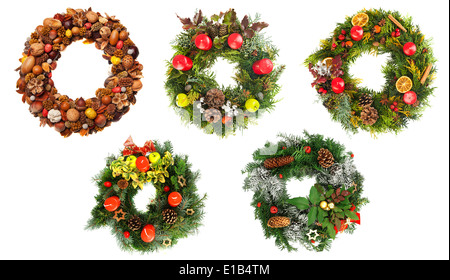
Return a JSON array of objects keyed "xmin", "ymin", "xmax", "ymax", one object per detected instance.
[
  {"xmin": 345, "ymin": 210, "xmax": 360, "ymax": 221},
  {"xmin": 308, "ymin": 207, "xmax": 318, "ymax": 226},
  {"xmin": 243, "ymin": 29, "xmax": 255, "ymax": 39},
  {"xmin": 309, "ymin": 186, "xmax": 321, "ymax": 205},
  {"xmin": 176, "ymin": 15, "xmax": 194, "ymax": 30},
  {"xmin": 241, "ymin": 15, "xmax": 249, "ymax": 30},
  {"xmin": 286, "ymin": 197, "xmax": 310, "ymax": 210},
  {"xmin": 251, "ymin": 22, "xmax": 269, "ymax": 32}
]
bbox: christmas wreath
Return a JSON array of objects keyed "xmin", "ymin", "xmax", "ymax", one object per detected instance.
[
  {"xmin": 243, "ymin": 132, "xmax": 368, "ymax": 251},
  {"xmin": 86, "ymin": 137, "xmax": 206, "ymax": 252},
  {"xmin": 165, "ymin": 9, "xmax": 285, "ymax": 137},
  {"xmin": 15, "ymin": 8, "xmax": 143, "ymax": 137},
  {"xmin": 305, "ymin": 9, "xmax": 437, "ymax": 136}
]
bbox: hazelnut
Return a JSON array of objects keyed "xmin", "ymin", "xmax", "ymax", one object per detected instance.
[
  {"xmin": 86, "ymin": 11, "xmax": 99, "ymax": 23},
  {"xmin": 100, "ymin": 26, "xmax": 111, "ymax": 40}
]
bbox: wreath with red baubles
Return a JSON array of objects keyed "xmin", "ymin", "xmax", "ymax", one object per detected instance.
[
  {"xmin": 305, "ymin": 9, "xmax": 437, "ymax": 135},
  {"xmin": 16, "ymin": 8, "xmax": 143, "ymax": 137},
  {"xmin": 87, "ymin": 137, "xmax": 206, "ymax": 252},
  {"xmin": 165, "ymin": 9, "xmax": 285, "ymax": 137}
]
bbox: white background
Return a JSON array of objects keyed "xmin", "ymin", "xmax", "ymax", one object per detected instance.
[{"xmin": 0, "ymin": 0, "xmax": 448, "ymax": 260}]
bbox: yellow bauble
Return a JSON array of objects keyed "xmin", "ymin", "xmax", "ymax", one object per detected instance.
[
  {"xmin": 176, "ymin": 94, "xmax": 189, "ymax": 107},
  {"xmin": 328, "ymin": 202, "xmax": 335, "ymax": 209},
  {"xmin": 127, "ymin": 155, "xmax": 137, "ymax": 169},
  {"xmin": 110, "ymin": 56, "xmax": 121, "ymax": 65},
  {"xmin": 319, "ymin": 201, "xmax": 328, "ymax": 210},
  {"xmin": 245, "ymin": 99, "xmax": 260, "ymax": 113},
  {"xmin": 85, "ymin": 108, "xmax": 97, "ymax": 120},
  {"xmin": 149, "ymin": 152, "xmax": 161, "ymax": 164}
]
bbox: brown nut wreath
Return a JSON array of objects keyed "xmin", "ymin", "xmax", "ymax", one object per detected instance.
[{"xmin": 15, "ymin": 8, "xmax": 143, "ymax": 137}]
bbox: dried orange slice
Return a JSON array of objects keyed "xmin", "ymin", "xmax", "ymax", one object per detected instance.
[
  {"xmin": 351, "ymin": 13, "xmax": 369, "ymax": 27},
  {"xmin": 396, "ymin": 76, "xmax": 413, "ymax": 93},
  {"xmin": 322, "ymin": 57, "xmax": 333, "ymax": 68}
]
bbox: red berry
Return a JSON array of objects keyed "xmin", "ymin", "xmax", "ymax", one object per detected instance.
[
  {"xmin": 338, "ymin": 34, "xmax": 345, "ymax": 41},
  {"xmin": 257, "ymin": 202, "xmax": 262, "ymax": 208},
  {"xmin": 318, "ymin": 88, "xmax": 324, "ymax": 93},
  {"xmin": 164, "ymin": 186, "xmax": 170, "ymax": 192},
  {"xmin": 279, "ymin": 174, "xmax": 283, "ymax": 179},
  {"xmin": 112, "ymin": 86, "xmax": 121, "ymax": 93},
  {"xmin": 391, "ymin": 31, "xmax": 396, "ymax": 37},
  {"xmin": 351, "ymin": 154, "xmax": 354, "ymax": 158},
  {"xmin": 304, "ymin": 146, "xmax": 312, "ymax": 154},
  {"xmin": 48, "ymin": 72, "xmax": 52, "ymax": 78},
  {"xmin": 270, "ymin": 206, "xmax": 278, "ymax": 214},
  {"xmin": 44, "ymin": 44, "xmax": 52, "ymax": 53},
  {"xmin": 341, "ymin": 30, "xmax": 346, "ymax": 35},
  {"xmin": 390, "ymin": 105, "xmax": 395, "ymax": 110},
  {"xmin": 123, "ymin": 231, "xmax": 130, "ymax": 238},
  {"xmin": 104, "ymin": 181, "xmax": 112, "ymax": 188},
  {"xmin": 396, "ymin": 28, "xmax": 400, "ymax": 32},
  {"xmin": 323, "ymin": 90, "xmax": 327, "ymax": 94},
  {"xmin": 393, "ymin": 102, "xmax": 398, "ymax": 106},
  {"xmin": 116, "ymin": 40, "xmax": 124, "ymax": 49},
  {"xmin": 394, "ymin": 107, "xmax": 399, "ymax": 112},
  {"xmin": 85, "ymin": 22, "xmax": 92, "ymax": 29},
  {"xmin": 332, "ymin": 43, "xmax": 337, "ymax": 48},
  {"xmin": 42, "ymin": 109, "xmax": 48, "ymax": 117},
  {"xmin": 282, "ymin": 147, "xmax": 286, "ymax": 150},
  {"xmin": 311, "ymin": 240, "xmax": 316, "ymax": 244}
]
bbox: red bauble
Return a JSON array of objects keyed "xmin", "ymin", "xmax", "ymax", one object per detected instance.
[
  {"xmin": 104, "ymin": 196, "xmax": 120, "ymax": 212},
  {"xmin": 168, "ymin": 191, "xmax": 183, "ymax": 207},
  {"xmin": 331, "ymin": 77, "xmax": 345, "ymax": 94},
  {"xmin": 172, "ymin": 54, "xmax": 193, "ymax": 71},
  {"xmin": 164, "ymin": 186, "xmax": 170, "ymax": 192},
  {"xmin": 227, "ymin": 33, "xmax": 243, "ymax": 49},
  {"xmin": 304, "ymin": 146, "xmax": 311, "ymax": 154},
  {"xmin": 403, "ymin": 91, "xmax": 417, "ymax": 105},
  {"xmin": 136, "ymin": 156, "xmax": 150, "ymax": 172},
  {"xmin": 123, "ymin": 231, "xmax": 130, "ymax": 238},
  {"xmin": 195, "ymin": 34, "xmax": 213, "ymax": 51},
  {"xmin": 403, "ymin": 42, "xmax": 416, "ymax": 56},
  {"xmin": 270, "ymin": 206, "xmax": 278, "ymax": 214},
  {"xmin": 141, "ymin": 224, "xmax": 156, "ymax": 243},
  {"xmin": 104, "ymin": 181, "xmax": 112, "ymax": 188},
  {"xmin": 252, "ymin": 58, "xmax": 273, "ymax": 75},
  {"xmin": 350, "ymin": 26, "xmax": 364, "ymax": 41}
]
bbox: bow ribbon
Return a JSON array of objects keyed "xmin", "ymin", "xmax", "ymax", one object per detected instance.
[
  {"xmin": 122, "ymin": 136, "xmax": 156, "ymax": 156},
  {"xmin": 335, "ymin": 204, "xmax": 361, "ymax": 234}
]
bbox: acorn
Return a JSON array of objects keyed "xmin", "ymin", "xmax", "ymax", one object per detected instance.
[
  {"xmin": 95, "ymin": 114, "xmax": 107, "ymax": 127},
  {"xmin": 119, "ymin": 30, "xmax": 128, "ymax": 41},
  {"xmin": 76, "ymin": 97, "xmax": 87, "ymax": 110},
  {"xmin": 30, "ymin": 101, "xmax": 43, "ymax": 113},
  {"xmin": 101, "ymin": 95, "xmax": 112, "ymax": 105},
  {"xmin": 60, "ymin": 101, "xmax": 71, "ymax": 111},
  {"xmin": 54, "ymin": 121, "xmax": 66, "ymax": 132}
]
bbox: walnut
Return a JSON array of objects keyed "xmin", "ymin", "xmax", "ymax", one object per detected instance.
[
  {"xmin": 48, "ymin": 109, "xmax": 62, "ymax": 123},
  {"xmin": 30, "ymin": 43, "xmax": 45, "ymax": 56}
]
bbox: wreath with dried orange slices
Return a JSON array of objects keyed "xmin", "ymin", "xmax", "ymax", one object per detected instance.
[{"xmin": 305, "ymin": 9, "xmax": 437, "ymax": 135}]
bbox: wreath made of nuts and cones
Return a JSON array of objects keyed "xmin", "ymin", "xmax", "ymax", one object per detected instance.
[
  {"xmin": 86, "ymin": 137, "xmax": 206, "ymax": 252},
  {"xmin": 15, "ymin": 8, "xmax": 143, "ymax": 137},
  {"xmin": 242, "ymin": 132, "xmax": 368, "ymax": 252},
  {"xmin": 165, "ymin": 9, "xmax": 285, "ymax": 137},
  {"xmin": 305, "ymin": 9, "xmax": 437, "ymax": 136}
]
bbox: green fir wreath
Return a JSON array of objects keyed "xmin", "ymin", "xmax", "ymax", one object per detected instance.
[
  {"xmin": 305, "ymin": 9, "xmax": 437, "ymax": 136},
  {"xmin": 86, "ymin": 137, "xmax": 206, "ymax": 252},
  {"xmin": 165, "ymin": 9, "xmax": 285, "ymax": 137},
  {"xmin": 243, "ymin": 132, "xmax": 368, "ymax": 252}
]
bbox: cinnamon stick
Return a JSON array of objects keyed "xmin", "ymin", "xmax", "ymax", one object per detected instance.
[
  {"xmin": 420, "ymin": 63, "xmax": 433, "ymax": 85},
  {"xmin": 388, "ymin": 14, "xmax": 407, "ymax": 32}
]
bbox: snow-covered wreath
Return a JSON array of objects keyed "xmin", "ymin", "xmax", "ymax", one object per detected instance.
[{"xmin": 242, "ymin": 132, "xmax": 368, "ymax": 251}]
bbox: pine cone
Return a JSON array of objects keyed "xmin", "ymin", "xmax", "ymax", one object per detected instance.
[
  {"xmin": 267, "ymin": 216, "xmax": 291, "ymax": 228},
  {"xmin": 118, "ymin": 77, "xmax": 133, "ymax": 88},
  {"xmin": 206, "ymin": 24, "xmax": 219, "ymax": 38},
  {"xmin": 43, "ymin": 99, "xmax": 54, "ymax": 111},
  {"xmin": 317, "ymin": 148, "xmax": 334, "ymax": 169},
  {"xmin": 358, "ymin": 94, "xmax": 373, "ymax": 107},
  {"xmin": 219, "ymin": 24, "xmax": 228, "ymax": 37},
  {"xmin": 162, "ymin": 209, "xmax": 178, "ymax": 225},
  {"xmin": 360, "ymin": 106, "xmax": 379, "ymax": 126},
  {"xmin": 263, "ymin": 156, "xmax": 294, "ymax": 170},
  {"xmin": 127, "ymin": 215, "xmax": 142, "ymax": 231},
  {"xmin": 117, "ymin": 179, "xmax": 129, "ymax": 190},
  {"xmin": 204, "ymin": 88, "xmax": 225, "ymax": 109}
]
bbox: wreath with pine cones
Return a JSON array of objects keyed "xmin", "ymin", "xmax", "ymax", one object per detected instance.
[
  {"xmin": 242, "ymin": 132, "xmax": 368, "ymax": 252},
  {"xmin": 165, "ymin": 9, "xmax": 285, "ymax": 137},
  {"xmin": 86, "ymin": 137, "xmax": 206, "ymax": 252},
  {"xmin": 15, "ymin": 8, "xmax": 143, "ymax": 137},
  {"xmin": 305, "ymin": 9, "xmax": 437, "ymax": 136}
]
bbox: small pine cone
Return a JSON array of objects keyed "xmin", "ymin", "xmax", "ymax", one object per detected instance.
[
  {"xmin": 62, "ymin": 37, "xmax": 71, "ymax": 46},
  {"xmin": 70, "ymin": 121, "xmax": 82, "ymax": 132},
  {"xmin": 204, "ymin": 88, "xmax": 225, "ymax": 109},
  {"xmin": 162, "ymin": 209, "xmax": 178, "ymax": 225},
  {"xmin": 25, "ymin": 73, "xmax": 35, "ymax": 83},
  {"xmin": 116, "ymin": 71, "xmax": 129, "ymax": 79},
  {"xmin": 123, "ymin": 38, "xmax": 134, "ymax": 46},
  {"xmin": 30, "ymin": 32, "xmax": 39, "ymax": 39},
  {"xmin": 127, "ymin": 215, "xmax": 142, "ymax": 231},
  {"xmin": 59, "ymin": 95, "xmax": 69, "ymax": 103},
  {"xmin": 94, "ymin": 126, "xmax": 104, "ymax": 132},
  {"xmin": 35, "ymin": 54, "xmax": 49, "ymax": 66},
  {"xmin": 41, "ymin": 26, "xmax": 51, "ymax": 36},
  {"xmin": 206, "ymin": 25, "xmax": 219, "ymax": 38},
  {"xmin": 104, "ymin": 45, "xmax": 116, "ymax": 56},
  {"xmin": 267, "ymin": 216, "xmax": 291, "ymax": 228},
  {"xmin": 106, "ymin": 104, "xmax": 117, "ymax": 114},
  {"xmin": 358, "ymin": 94, "xmax": 373, "ymax": 107},
  {"xmin": 360, "ymin": 106, "xmax": 379, "ymax": 126},
  {"xmin": 84, "ymin": 30, "xmax": 93, "ymax": 39},
  {"xmin": 114, "ymin": 49, "xmax": 124, "ymax": 58},
  {"xmin": 104, "ymin": 111, "xmax": 115, "ymax": 120},
  {"xmin": 57, "ymin": 27, "xmax": 66, "ymax": 38},
  {"xmin": 118, "ymin": 77, "xmax": 133, "ymax": 88},
  {"xmin": 79, "ymin": 27, "xmax": 86, "ymax": 37},
  {"xmin": 117, "ymin": 179, "xmax": 129, "ymax": 190},
  {"xmin": 86, "ymin": 118, "xmax": 95, "ymax": 127},
  {"xmin": 52, "ymin": 44, "xmax": 61, "ymax": 51},
  {"xmin": 317, "ymin": 148, "xmax": 335, "ymax": 169},
  {"xmin": 219, "ymin": 24, "xmax": 228, "ymax": 37},
  {"xmin": 263, "ymin": 156, "xmax": 295, "ymax": 170},
  {"xmin": 91, "ymin": 22, "xmax": 103, "ymax": 32},
  {"xmin": 79, "ymin": 112, "xmax": 87, "ymax": 124},
  {"xmin": 43, "ymin": 99, "xmax": 53, "ymax": 111}
]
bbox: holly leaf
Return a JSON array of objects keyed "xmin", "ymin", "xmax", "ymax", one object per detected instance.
[
  {"xmin": 251, "ymin": 22, "xmax": 269, "ymax": 32},
  {"xmin": 317, "ymin": 207, "xmax": 327, "ymax": 223},
  {"xmin": 308, "ymin": 207, "xmax": 318, "ymax": 226},
  {"xmin": 241, "ymin": 15, "xmax": 249, "ymax": 30},
  {"xmin": 309, "ymin": 185, "xmax": 321, "ymax": 205},
  {"xmin": 286, "ymin": 197, "xmax": 310, "ymax": 210},
  {"xmin": 345, "ymin": 210, "xmax": 360, "ymax": 221},
  {"xmin": 243, "ymin": 29, "xmax": 255, "ymax": 39},
  {"xmin": 193, "ymin": 10, "xmax": 203, "ymax": 26}
]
